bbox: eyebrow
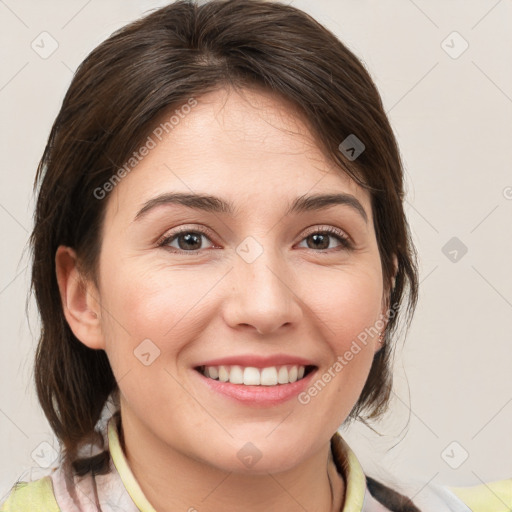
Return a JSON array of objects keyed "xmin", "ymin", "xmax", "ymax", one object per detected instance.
[{"xmin": 133, "ymin": 192, "xmax": 368, "ymax": 224}]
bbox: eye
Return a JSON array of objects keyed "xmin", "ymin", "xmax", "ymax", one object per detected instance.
[
  {"xmin": 296, "ymin": 226, "xmax": 353, "ymax": 252},
  {"xmin": 157, "ymin": 227, "xmax": 215, "ymax": 254},
  {"xmin": 157, "ymin": 225, "xmax": 353, "ymax": 255}
]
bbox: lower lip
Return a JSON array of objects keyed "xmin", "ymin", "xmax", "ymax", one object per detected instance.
[{"xmin": 194, "ymin": 368, "xmax": 317, "ymax": 407}]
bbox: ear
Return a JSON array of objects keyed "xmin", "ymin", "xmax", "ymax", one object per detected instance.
[
  {"xmin": 376, "ymin": 254, "xmax": 399, "ymax": 354},
  {"xmin": 390, "ymin": 254, "xmax": 398, "ymax": 293},
  {"xmin": 55, "ymin": 245, "xmax": 105, "ymax": 350},
  {"xmin": 381, "ymin": 254, "xmax": 398, "ymax": 312}
]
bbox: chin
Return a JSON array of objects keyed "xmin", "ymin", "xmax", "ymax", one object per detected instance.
[{"xmin": 200, "ymin": 434, "xmax": 313, "ymax": 475}]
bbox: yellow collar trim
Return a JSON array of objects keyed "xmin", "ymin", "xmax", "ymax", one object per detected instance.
[
  {"xmin": 108, "ymin": 415, "xmax": 157, "ymax": 512},
  {"xmin": 331, "ymin": 431, "xmax": 367, "ymax": 512},
  {"xmin": 108, "ymin": 416, "xmax": 367, "ymax": 512}
]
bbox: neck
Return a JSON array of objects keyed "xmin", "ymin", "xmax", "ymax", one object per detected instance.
[{"xmin": 118, "ymin": 411, "xmax": 345, "ymax": 512}]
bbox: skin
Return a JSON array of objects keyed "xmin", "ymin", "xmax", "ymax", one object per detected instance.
[{"xmin": 56, "ymin": 85, "xmax": 395, "ymax": 512}]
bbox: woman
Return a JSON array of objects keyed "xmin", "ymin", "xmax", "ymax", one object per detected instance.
[{"xmin": 1, "ymin": 1, "xmax": 509, "ymax": 511}]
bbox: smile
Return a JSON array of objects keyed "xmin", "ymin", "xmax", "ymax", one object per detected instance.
[{"xmin": 196, "ymin": 364, "xmax": 316, "ymax": 386}]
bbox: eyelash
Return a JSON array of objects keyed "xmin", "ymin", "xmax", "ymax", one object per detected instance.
[{"xmin": 156, "ymin": 225, "xmax": 354, "ymax": 255}]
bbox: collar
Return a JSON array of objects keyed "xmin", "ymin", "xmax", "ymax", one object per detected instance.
[
  {"xmin": 108, "ymin": 415, "xmax": 157, "ymax": 512},
  {"xmin": 330, "ymin": 431, "xmax": 369, "ymax": 511},
  {"xmin": 107, "ymin": 415, "xmax": 378, "ymax": 512}
]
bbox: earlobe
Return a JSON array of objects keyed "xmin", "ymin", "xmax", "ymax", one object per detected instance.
[
  {"xmin": 55, "ymin": 246, "xmax": 105, "ymax": 350},
  {"xmin": 390, "ymin": 254, "xmax": 398, "ymax": 292}
]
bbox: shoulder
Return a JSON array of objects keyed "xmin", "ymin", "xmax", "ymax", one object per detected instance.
[
  {"xmin": 368, "ymin": 475, "xmax": 512, "ymax": 512},
  {"xmin": 365, "ymin": 475, "xmax": 512, "ymax": 512},
  {"xmin": 366, "ymin": 475, "xmax": 422, "ymax": 511},
  {"xmin": 446, "ymin": 477, "xmax": 512, "ymax": 512},
  {"xmin": 0, "ymin": 475, "xmax": 60, "ymax": 512}
]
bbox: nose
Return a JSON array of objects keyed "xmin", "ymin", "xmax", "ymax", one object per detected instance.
[{"xmin": 222, "ymin": 246, "xmax": 303, "ymax": 336}]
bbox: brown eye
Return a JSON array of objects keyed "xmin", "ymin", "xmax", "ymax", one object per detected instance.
[
  {"xmin": 157, "ymin": 225, "xmax": 353, "ymax": 255},
  {"xmin": 159, "ymin": 228, "xmax": 214, "ymax": 253},
  {"xmin": 174, "ymin": 232, "xmax": 204, "ymax": 250},
  {"xmin": 297, "ymin": 227, "xmax": 353, "ymax": 252}
]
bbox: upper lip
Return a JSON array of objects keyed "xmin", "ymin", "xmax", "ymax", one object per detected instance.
[{"xmin": 194, "ymin": 354, "xmax": 317, "ymax": 369}]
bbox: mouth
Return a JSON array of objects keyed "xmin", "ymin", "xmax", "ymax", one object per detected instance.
[
  {"xmin": 194, "ymin": 364, "xmax": 317, "ymax": 386},
  {"xmin": 192, "ymin": 354, "xmax": 319, "ymax": 406}
]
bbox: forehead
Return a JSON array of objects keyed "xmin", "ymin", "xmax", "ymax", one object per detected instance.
[{"xmin": 104, "ymin": 86, "xmax": 371, "ymax": 222}]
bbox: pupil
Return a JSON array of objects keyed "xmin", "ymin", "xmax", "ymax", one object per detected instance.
[
  {"xmin": 179, "ymin": 233, "xmax": 201, "ymax": 250},
  {"xmin": 310, "ymin": 233, "xmax": 328, "ymax": 250}
]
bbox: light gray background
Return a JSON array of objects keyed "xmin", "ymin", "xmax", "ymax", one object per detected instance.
[{"xmin": 1, "ymin": 0, "xmax": 511, "ymax": 505}]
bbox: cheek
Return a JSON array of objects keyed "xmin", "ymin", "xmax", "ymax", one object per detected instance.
[
  {"xmin": 299, "ymin": 267, "xmax": 383, "ymax": 402},
  {"xmin": 292, "ymin": 273, "xmax": 382, "ymax": 436},
  {"xmin": 303, "ymin": 267, "xmax": 383, "ymax": 348},
  {"xmin": 97, "ymin": 265, "xmax": 211, "ymax": 414},
  {"xmin": 99, "ymin": 261, "xmax": 218, "ymax": 357}
]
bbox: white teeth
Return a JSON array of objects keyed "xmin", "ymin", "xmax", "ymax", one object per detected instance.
[
  {"xmin": 200, "ymin": 364, "xmax": 309, "ymax": 386},
  {"xmin": 229, "ymin": 365, "xmax": 244, "ymax": 384},
  {"xmin": 277, "ymin": 366, "xmax": 289, "ymax": 384},
  {"xmin": 260, "ymin": 367, "xmax": 278, "ymax": 386},
  {"xmin": 219, "ymin": 365, "xmax": 229, "ymax": 382},
  {"xmin": 243, "ymin": 367, "xmax": 260, "ymax": 385}
]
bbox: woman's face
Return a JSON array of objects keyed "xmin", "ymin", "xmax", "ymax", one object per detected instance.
[{"xmin": 84, "ymin": 86, "xmax": 388, "ymax": 473}]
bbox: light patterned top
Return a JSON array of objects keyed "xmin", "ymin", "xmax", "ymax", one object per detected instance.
[{"xmin": 1, "ymin": 410, "xmax": 510, "ymax": 511}]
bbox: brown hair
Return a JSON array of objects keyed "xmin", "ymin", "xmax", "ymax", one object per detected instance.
[{"xmin": 30, "ymin": 0, "xmax": 419, "ymax": 477}]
